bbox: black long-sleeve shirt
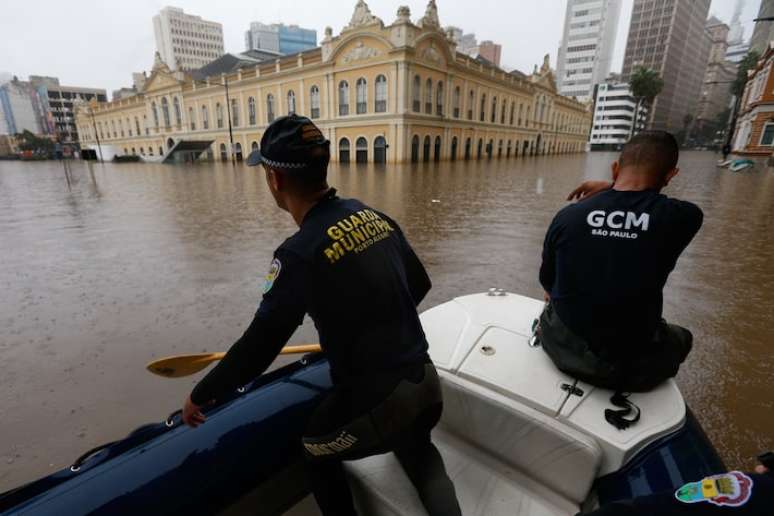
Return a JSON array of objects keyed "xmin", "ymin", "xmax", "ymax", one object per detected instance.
[{"xmin": 191, "ymin": 189, "xmax": 431, "ymax": 405}]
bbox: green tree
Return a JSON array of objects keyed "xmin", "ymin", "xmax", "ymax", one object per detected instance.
[
  {"xmin": 629, "ymin": 67, "xmax": 664, "ymax": 138},
  {"xmin": 731, "ymin": 50, "xmax": 760, "ymax": 97},
  {"xmin": 15, "ymin": 130, "xmax": 53, "ymax": 154}
]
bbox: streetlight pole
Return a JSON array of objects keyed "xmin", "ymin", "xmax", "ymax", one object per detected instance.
[
  {"xmin": 223, "ymin": 76, "xmax": 235, "ymax": 165},
  {"xmin": 89, "ymin": 106, "xmax": 104, "ymax": 163}
]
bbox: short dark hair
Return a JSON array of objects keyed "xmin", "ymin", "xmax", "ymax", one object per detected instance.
[
  {"xmin": 619, "ymin": 131, "xmax": 679, "ymax": 177},
  {"xmin": 270, "ymin": 145, "xmax": 329, "ymax": 194}
]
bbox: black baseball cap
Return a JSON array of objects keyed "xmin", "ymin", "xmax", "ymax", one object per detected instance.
[{"xmin": 247, "ymin": 114, "xmax": 330, "ymax": 169}]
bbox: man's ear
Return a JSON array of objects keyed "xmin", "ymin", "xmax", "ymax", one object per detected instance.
[
  {"xmin": 266, "ymin": 167, "xmax": 282, "ymax": 191},
  {"xmin": 611, "ymin": 160, "xmax": 620, "ymax": 183},
  {"xmin": 663, "ymin": 167, "xmax": 679, "ymax": 187}
]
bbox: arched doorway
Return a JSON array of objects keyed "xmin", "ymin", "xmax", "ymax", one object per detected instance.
[
  {"xmin": 498, "ymin": 140, "xmax": 503, "ymax": 158},
  {"xmin": 339, "ymin": 138, "xmax": 350, "ymax": 163},
  {"xmin": 411, "ymin": 135, "xmax": 420, "ymax": 163},
  {"xmin": 507, "ymin": 141, "xmax": 512, "ymax": 158},
  {"xmin": 523, "ymin": 140, "xmax": 529, "ymax": 156},
  {"xmin": 235, "ymin": 142, "xmax": 243, "ymax": 161},
  {"xmin": 536, "ymin": 134, "xmax": 542, "ymax": 155},
  {"xmin": 166, "ymin": 138, "xmax": 174, "ymax": 149},
  {"xmin": 251, "ymin": 141, "xmax": 259, "ymax": 152},
  {"xmin": 486, "ymin": 139, "xmax": 493, "ymax": 159},
  {"xmin": 219, "ymin": 143, "xmax": 227, "ymax": 161},
  {"xmin": 464, "ymin": 138, "xmax": 471, "ymax": 160},
  {"xmin": 433, "ymin": 136, "xmax": 441, "ymax": 162},
  {"xmin": 477, "ymin": 139, "xmax": 483, "ymax": 159},
  {"xmin": 422, "ymin": 136, "xmax": 431, "ymax": 163},
  {"xmin": 158, "ymin": 146, "xmax": 163, "ymax": 156},
  {"xmin": 374, "ymin": 136, "xmax": 387, "ymax": 164},
  {"xmin": 451, "ymin": 137, "xmax": 458, "ymax": 161},
  {"xmin": 355, "ymin": 137, "xmax": 368, "ymax": 163}
]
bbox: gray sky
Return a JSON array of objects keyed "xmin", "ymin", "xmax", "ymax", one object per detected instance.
[{"xmin": 0, "ymin": 0, "xmax": 763, "ymax": 93}]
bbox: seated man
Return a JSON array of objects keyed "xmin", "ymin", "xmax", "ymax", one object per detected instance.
[{"xmin": 538, "ymin": 131, "xmax": 703, "ymax": 392}]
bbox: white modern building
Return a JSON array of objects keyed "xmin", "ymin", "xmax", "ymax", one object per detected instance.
[
  {"xmin": 0, "ymin": 79, "xmax": 42, "ymax": 135},
  {"xmin": 153, "ymin": 7, "xmax": 224, "ymax": 71},
  {"xmin": 556, "ymin": 0, "xmax": 622, "ymax": 102},
  {"xmin": 726, "ymin": 0, "xmax": 750, "ymax": 63},
  {"xmin": 589, "ymin": 82, "xmax": 648, "ymax": 150}
]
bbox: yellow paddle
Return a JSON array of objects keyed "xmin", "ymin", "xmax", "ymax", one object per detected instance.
[{"xmin": 146, "ymin": 344, "xmax": 322, "ymax": 378}]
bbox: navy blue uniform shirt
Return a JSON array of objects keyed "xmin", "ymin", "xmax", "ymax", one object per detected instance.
[
  {"xmin": 192, "ymin": 189, "xmax": 430, "ymax": 404},
  {"xmin": 539, "ymin": 188, "xmax": 703, "ymax": 355}
]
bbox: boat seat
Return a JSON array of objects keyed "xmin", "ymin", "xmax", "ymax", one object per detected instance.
[{"xmin": 345, "ymin": 373, "xmax": 603, "ymax": 515}]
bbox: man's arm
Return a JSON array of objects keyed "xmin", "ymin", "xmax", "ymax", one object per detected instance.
[
  {"xmin": 539, "ymin": 215, "xmax": 561, "ymax": 295},
  {"xmin": 380, "ymin": 212, "xmax": 431, "ymax": 306},
  {"xmin": 183, "ymin": 250, "xmax": 308, "ymax": 426},
  {"xmin": 567, "ymin": 180, "xmax": 613, "ymax": 201}
]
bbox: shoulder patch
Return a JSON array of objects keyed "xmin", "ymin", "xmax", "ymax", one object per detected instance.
[
  {"xmin": 675, "ymin": 471, "xmax": 753, "ymax": 508},
  {"xmin": 263, "ymin": 258, "xmax": 282, "ymax": 294}
]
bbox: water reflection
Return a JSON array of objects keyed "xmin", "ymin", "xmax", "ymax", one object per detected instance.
[{"xmin": 0, "ymin": 152, "xmax": 771, "ymax": 490}]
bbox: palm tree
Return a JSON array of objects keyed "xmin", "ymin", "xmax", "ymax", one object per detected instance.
[{"xmin": 629, "ymin": 67, "xmax": 664, "ymax": 138}]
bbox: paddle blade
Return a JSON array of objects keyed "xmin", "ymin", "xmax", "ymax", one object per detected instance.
[{"xmin": 146, "ymin": 353, "xmax": 225, "ymax": 378}]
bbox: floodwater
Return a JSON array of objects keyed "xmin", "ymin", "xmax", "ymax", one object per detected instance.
[{"xmin": 0, "ymin": 153, "xmax": 772, "ymax": 492}]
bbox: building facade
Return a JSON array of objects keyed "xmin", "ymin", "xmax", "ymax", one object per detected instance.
[
  {"xmin": 478, "ymin": 41, "xmax": 502, "ymax": 67},
  {"xmin": 695, "ymin": 18, "xmax": 737, "ymax": 133},
  {"xmin": 556, "ymin": 0, "xmax": 622, "ymax": 102},
  {"xmin": 751, "ymin": 0, "xmax": 774, "ymax": 56},
  {"xmin": 245, "ymin": 23, "xmax": 317, "ymax": 55},
  {"xmin": 589, "ymin": 82, "xmax": 648, "ymax": 149},
  {"xmin": 76, "ymin": 1, "xmax": 590, "ymax": 164},
  {"xmin": 622, "ymin": 0, "xmax": 712, "ymax": 133},
  {"xmin": 153, "ymin": 7, "xmax": 224, "ymax": 71},
  {"xmin": 732, "ymin": 44, "xmax": 774, "ymax": 155},
  {"xmin": 0, "ymin": 79, "xmax": 43, "ymax": 135}
]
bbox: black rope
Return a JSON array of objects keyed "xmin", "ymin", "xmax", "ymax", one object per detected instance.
[{"xmin": 604, "ymin": 391, "xmax": 641, "ymax": 430}]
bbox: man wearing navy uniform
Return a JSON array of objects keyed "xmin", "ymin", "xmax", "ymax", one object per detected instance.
[
  {"xmin": 538, "ymin": 131, "xmax": 703, "ymax": 391},
  {"xmin": 181, "ymin": 115, "xmax": 461, "ymax": 516}
]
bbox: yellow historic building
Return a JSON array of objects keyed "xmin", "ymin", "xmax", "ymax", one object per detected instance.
[{"xmin": 75, "ymin": 1, "xmax": 591, "ymax": 164}]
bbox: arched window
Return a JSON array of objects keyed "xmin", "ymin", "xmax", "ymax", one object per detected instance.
[
  {"xmin": 148, "ymin": 147, "xmax": 154, "ymax": 156},
  {"xmin": 339, "ymin": 138, "xmax": 350, "ymax": 163},
  {"xmin": 491, "ymin": 96, "xmax": 497, "ymax": 123},
  {"xmin": 501, "ymin": 100, "xmax": 507, "ymax": 124},
  {"xmin": 412, "ymin": 75, "xmax": 421, "ymax": 112},
  {"xmin": 161, "ymin": 97, "xmax": 170, "ymax": 127},
  {"xmin": 356, "ymin": 78, "xmax": 367, "ymax": 114},
  {"xmin": 287, "ymin": 90, "xmax": 296, "ymax": 114},
  {"xmin": 355, "ymin": 137, "xmax": 368, "ymax": 163},
  {"xmin": 235, "ymin": 142, "xmax": 243, "ymax": 161},
  {"xmin": 140, "ymin": 147, "xmax": 145, "ymax": 155},
  {"xmin": 143, "ymin": 115, "xmax": 148, "ymax": 135},
  {"xmin": 411, "ymin": 135, "xmax": 420, "ymax": 163},
  {"xmin": 434, "ymin": 136, "xmax": 441, "ymax": 161},
  {"xmin": 422, "ymin": 135, "xmax": 431, "ymax": 162},
  {"xmin": 231, "ymin": 98, "xmax": 239, "ymax": 126},
  {"xmin": 436, "ymin": 81, "xmax": 444, "ymax": 116},
  {"xmin": 477, "ymin": 138, "xmax": 483, "ymax": 159},
  {"xmin": 266, "ymin": 94, "xmax": 275, "ymax": 123},
  {"xmin": 219, "ymin": 143, "xmax": 227, "ymax": 161},
  {"xmin": 111, "ymin": 120, "xmax": 116, "ymax": 137},
  {"xmin": 498, "ymin": 139, "xmax": 503, "ymax": 157},
  {"xmin": 518, "ymin": 104, "xmax": 523, "ymax": 126},
  {"xmin": 480, "ymin": 94, "xmax": 486, "ymax": 122},
  {"xmin": 451, "ymin": 136, "xmax": 458, "ymax": 161},
  {"xmin": 248, "ymin": 97, "xmax": 256, "ymax": 125},
  {"xmin": 201, "ymin": 105, "xmax": 209, "ymax": 129},
  {"xmin": 119, "ymin": 119, "xmax": 124, "ymax": 137},
  {"xmin": 487, "ymin": 139, "xmax": 494, "ymax": 159},
  {"xmin": 453, "ymin": 86, "xmax": 460, "ymax": 118},
  {"xmin": 425, "ymin": 78, "xmax": 432, "ymax": 114},
  {"xmin": 173, "ymin": 97, "xmax": 182, "ymax": 126},
  {"xmin": 251, "ymin": 141, "xmax": 259, "ymax": 151},
  {"xmin": 525, "ymin": 106, "xmax": 530, "ymax": 127},
  {"xmin": 375, "ymin": 75, "xmax": 387, "ymax": 113},
  {"xmin": 126, "ymin": 118, "xmax": 131, "ymax": 136},
  {"xmin": 338, "ymin": 81, "xmax": 349, "ymax": 116},
  {"xmin": 216, "ymin": 102, "xmax": 224, "ymax": 128},
  {"xmin": 510, "ymin": 102, "xmax": 515, "ymax": 125},
  {"xmin": 468, "ymin": 90, "xmax": 474, "ymax": 120},
  {"xmin": 159, "ymin": 146, "xmax": 163, "ymax": 156},
  {"xmin": 374, "ymin": 136, "xmax": 387, "ymax": 163},
  {"xmin": 507, "ymin": 140, "xmax": 512, "ymax": 157},
  {"xmin": 188, "ymin": 107, "xmax": 195, "ymax": 130},
  {"xmin": 310, "ymin": 86, "xmax": 320, "ymax": 118},
  {"xmin": 151, "ymin": 102, "xmax": 159, "ymax": 128},
  {"xmin": 131, "ymin": 147, "xmax": 136, "ymax": 155},
  {"xmin": 166, "ymin": 137, "xmax": 174, "ymax": 149}
]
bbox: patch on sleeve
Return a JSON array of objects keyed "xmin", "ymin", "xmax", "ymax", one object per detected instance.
[
  {"xmin": 675, "ymin": 471, "xmax": 753, "ymax": 507},
  {"xmin": 263, "ymin": 258, "xmax": 282, "ymax": 294}
]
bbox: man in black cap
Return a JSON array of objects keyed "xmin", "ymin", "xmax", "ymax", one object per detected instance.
[{"xmin": 181, "ymin": 115, "xmax": 461, "ymax": 516}]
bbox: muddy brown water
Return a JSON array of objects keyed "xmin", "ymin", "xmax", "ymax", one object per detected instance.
[{"xmin": 1, "ymin": 152, "xmax": 772, "ymax": 492}]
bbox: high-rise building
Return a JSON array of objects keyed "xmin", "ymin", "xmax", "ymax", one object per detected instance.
[
  {"xmin": 695, "ymin": 18, "xmax": 737, "ymax": 135},
  {"xmin": 0, "ymin": 78, "xmax": 43, "ymax": 135},
  {"xmin": 556, "ymin": 0, "xmax": 622, "ymax": 102},
  {"xmin": 446, "ymin": 27, "xmax": 479, "ymax": 58},
  {"xmin": 244, "ymin": 23, "xmax": 317, "ymax": 55},
  {"xmin": 589, "ymin": 81, "xmax": 648, "ymax": 149},
  {"xmin": 30, "ymin": 77, "xmax": 107, "ymax": 143},
  {"xmin": 153, "ymin": 7, "xmax": 224, "ymax": 71},
  {"xmin": 726, "ymin": 0, "xmax": 750, "ymax": 63},
  {"xmin": 478, "ymin": 41, "xmax": 502, "ymax": 67},
  {"xmin": 751, "ymin": 0, "xmax": 774, "ymax": 55},
  {"xmin": 621, "ymin": 0, "xmax": 712, "ymax": 132}
]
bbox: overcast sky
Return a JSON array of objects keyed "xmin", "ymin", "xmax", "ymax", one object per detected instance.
[{"xmin": 0, "ymin": 0, "xmax": 763, "ymax": 93}]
